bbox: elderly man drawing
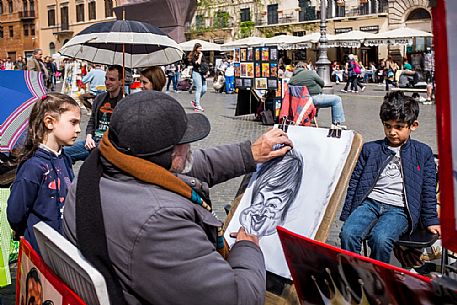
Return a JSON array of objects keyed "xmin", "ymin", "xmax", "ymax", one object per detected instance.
[{"xmin": 63, "ymin": 91, "xmax": 293, "ymax": 305}]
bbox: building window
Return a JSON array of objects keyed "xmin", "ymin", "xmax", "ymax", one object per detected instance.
[
  {"xmin": 359, "ymin": 2, "xmax": 369, "ymax": 15},
  {"xmin": 370, "ymin": 0, "xmax": 377, "ymax": 14},
  {"xmin": 61, "ymin": 6, "xmax": 69, "ymax": 30},
  {"xmin": 76, "ymin": 4, "xmax": 85, "ymax": 22},
  {"xmin": 298, "ymin": 0, "xmax": 315, "ymax": 21},
  {"xmin": 214, "ymin": 11, "xmax": 229, "ymax": 28},
  {"xmin": 29, "ymin": 0, "xmax": 34, "ymax": 13},
  {"xmin": 9, "ymin": 26, "xmax": 13, "ymax": 38},
  {"xmin": 407, "ymin": 8, "xmax": 431, "ymax": 21},
  {"xmin": 30, "ymin": 23, "xmax": 35, "ymax": 36},
  {"xmin": 293, "ymin": 31, "xmax": 305, "ymax": 36},
  {"xmin": 195, "ymin": 15, "xmax": 204, "ymax": 29},
  {"xmin": 267, "ymin": 4, "xmax": 278, "ymax": 25},
  {"xmin": 378, "ymin": 0, "xmax": 388, "ymax": 13},
  {"xmin": 49, "ymin": 42, "xmax": 56, "ymax": 54},
  {"xmin": 105, "ymin": 0, "xmax": 113, "ymax": 17},
  {"xmin": 8, "ymin": 0, "xmax": 13, "ymax": 13},
  {"xmin": 23, "ymin": 24, "xmax": 29, "ymax": 36},
  {"xmin": 48, "ymin": 8, "xmax": 56, "ymax": 26},
  {"xmin": 0, "ymin": 26, "xmax": 3, "ymax": 38},
  {"xmin": 240, "ymin": 8, "xmax": 250, "ymax": 22},
  {"xmin": 0, "ymin": 2, "xmax": 3, "ymax": 15},
  {"xmin": 88, "ymin": 1, "xmax": 96, "ymax": 20},
  {"xmin": 335, "ymin": 0, "xmax": 345, "ymax": 17},
  {"xmin": 22, "ymin": 0, "xmax": 27, "ymax": 12}
]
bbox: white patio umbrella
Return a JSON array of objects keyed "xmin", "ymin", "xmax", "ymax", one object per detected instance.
[
  {"xmin": 221, "ymin": 36, "xmax": 267, "ymax": 50},
  {"xmin": 332, "ymin": 30, "xmax": 378, "ymax": 48},
  {"xmin": 364, "ymin": 27, "xmax": 432, "ymax": 46},
  {"xmin": 263, "ymin": 35, "xmax": 309, "ymax": 49},
  {"xmin": 179, "ymin": 39, "xmax": 222, "ymax": 52}
]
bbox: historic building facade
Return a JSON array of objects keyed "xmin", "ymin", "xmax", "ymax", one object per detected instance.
[
  {"xmin": 37, "ymin": 0, "xmax": 117, "ymax": 56},
  {"xmin": 187, "ymin": 0, "xmax": 432, "ymax": 63},
  {"xmin": 0, "ymin": 0, "xmax": 38, "ymax": 59}
]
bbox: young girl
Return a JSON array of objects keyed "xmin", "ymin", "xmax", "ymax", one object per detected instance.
[{"xmin": 7, "ymin": 93, "xmax": 81, "ymax": 253}]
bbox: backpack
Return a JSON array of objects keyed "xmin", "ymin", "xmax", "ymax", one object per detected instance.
[{"xmin": 353, "ymin": 61, "xmax": 361, "ymax": 74}]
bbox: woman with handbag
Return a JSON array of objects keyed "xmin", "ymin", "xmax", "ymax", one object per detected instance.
[{"xmin": 189, "ymin": 43, "xmax": 208, "ymax": 112}]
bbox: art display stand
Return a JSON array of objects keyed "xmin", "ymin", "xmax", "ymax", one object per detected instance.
[
  {"xmin": 233, "ymin": 46, "xmax": 283, "ymax": 121},
  {"xmin": 224, "ymin": 131, "xmax": 363, "ymax": 305}
]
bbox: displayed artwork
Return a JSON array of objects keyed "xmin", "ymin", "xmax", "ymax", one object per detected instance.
[
  {"xmin": 261, "ymin": 48, "xmax": 269, "ymax": 61},
  {"xmin": 262, "ymin": 63, "xmax": 270, "ymax": 77},
  {"xmin": 255, "ymin": 62, "xmax": 261, "ymax": 78},
  {"xmin": 270, "ymin": 63, "xmax": 278, "ymax": 77},
  {"xmin": 246, "ymin": 63, "xmax": 254, "ymax": 78},
  {"xmin": 255, "ymin": 48, "xmax": 261, "ymax": 61},
  {"xmin": 278, "ymin": 226, "xmax": 452, "ymax": 305},
  {"xmin": 17, "ymin": 240, "xmax": 85, "ymax": 305},
  {"xmin": 270, "ymin": 48, "xmax": 278, "ymax": 61},
  {"xmin": 240, "ymin": 63, "xmax": 247, "ymax": 78},
  {"xmin": 225, "ymin": 127, "xmax": 355, "ymax": 278},
  {"xmin": 254, "ymin": 77, "xmax": 268, "ymax": 90},
  {"xmin": 268, "ymin": 79, "xmax": 278, "ymax": 89},
  {"xmin": 244, "ymin": 78, "xmax": 252, "ymax": 88},
  {"xmin": 240, "ymin": 48, "xmax": 247, "ymax": 62},
  {"xmin": 234, "ymin": 63, "xmax": 241, "ymax": 77},
  {"xmin": 276, "ymin": 80, "xmax": 282, "ymax": 98},
  {"xmin": 235, "ymin": 78, "xmax": 243, "ymax": 87},
  {"xmin": 247, "ymin": 49, "xmax": 253, "ymax": 61},
  {"xmin": 234, "ymin": 49, "xmax": 240, "ymax": 62}
]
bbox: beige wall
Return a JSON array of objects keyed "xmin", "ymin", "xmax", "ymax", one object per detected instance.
[{"xmin": 38, "ymin": 0, "xmax": 116, "ymax": 56}]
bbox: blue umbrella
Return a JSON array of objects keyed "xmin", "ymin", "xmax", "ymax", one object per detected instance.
[{"xmin": 0, "ymin": 71, "xmax": 46, "ymax": 152}]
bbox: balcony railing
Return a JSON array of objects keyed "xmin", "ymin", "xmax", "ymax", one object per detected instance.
[
  {"xmin": 52, "ymin": 25, "xmax": 73, "ymax": 35},
  {"xmin": 19, "ymin": 11, "xmax": 36, "ymax": 19}
]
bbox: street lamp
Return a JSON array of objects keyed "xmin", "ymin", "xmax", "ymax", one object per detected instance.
[{"xmin": 316, "ymin": 0, "xmax": 333, "ymax": 94}]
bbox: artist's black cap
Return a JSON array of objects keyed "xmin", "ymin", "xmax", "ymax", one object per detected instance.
[{"xmin": 108, "ymin": 90, "xmax": 210, "ymax": 167}]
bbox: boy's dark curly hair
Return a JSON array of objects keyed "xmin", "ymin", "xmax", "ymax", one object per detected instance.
[{"xmin": 379, "ymin": 91, "xmax": 419, "ymax": 126}]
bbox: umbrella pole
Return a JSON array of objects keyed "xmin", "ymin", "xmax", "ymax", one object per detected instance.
[{"xmin": 122, "ymin": 8, "xmax": 126, "ymax": 97}]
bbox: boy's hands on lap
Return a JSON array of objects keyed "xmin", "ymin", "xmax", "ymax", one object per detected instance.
[{"xmin": 427, "ymin": 225, "xmax": 441, "ymax": 237}]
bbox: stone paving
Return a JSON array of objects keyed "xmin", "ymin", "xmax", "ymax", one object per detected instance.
[{"xmin": 0, "ymin": 82, "xmax": 438, "ymax": 304}]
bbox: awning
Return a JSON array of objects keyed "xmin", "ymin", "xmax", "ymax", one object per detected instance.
[
  {"xmin": 364, "ymin": 27, "xmax": 432, "ymax": 46},
  {"xmin": 179, "ymin": 39, "xmax": 222, "ymax": 51}
]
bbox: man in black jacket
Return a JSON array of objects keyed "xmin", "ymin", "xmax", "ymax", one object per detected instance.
[{"xmin": 65, "ymin": 65, "xmax": 123, "ymax": 162}]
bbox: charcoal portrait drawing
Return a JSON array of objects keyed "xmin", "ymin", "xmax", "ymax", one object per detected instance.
[{"xmin": 239, "ymin": 149, "xmax": 303, "ymax": 237}]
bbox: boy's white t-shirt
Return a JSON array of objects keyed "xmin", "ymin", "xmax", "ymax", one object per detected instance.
[{"xmin": 368, "ymin": 146, "xmax": 405, "ymax": 207}]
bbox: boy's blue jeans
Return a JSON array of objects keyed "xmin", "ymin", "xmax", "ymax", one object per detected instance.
[{"xmin": 340, "ymin": 198, "xmax": 409, "ymax": 263}]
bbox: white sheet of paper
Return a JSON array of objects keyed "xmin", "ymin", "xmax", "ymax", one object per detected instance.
[{"xmin": 225, "ymin": 126, "xmax": 354, "ymax": 278}]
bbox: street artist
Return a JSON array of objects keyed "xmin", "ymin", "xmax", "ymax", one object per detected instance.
[{"xmin": 63, "ymin": 91, "xmax": 293, "ymax": 305}]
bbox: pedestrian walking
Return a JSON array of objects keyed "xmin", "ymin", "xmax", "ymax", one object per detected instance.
[{"xmin": 189, "ymin": 43, "xmax": 208, "ymax": 112}]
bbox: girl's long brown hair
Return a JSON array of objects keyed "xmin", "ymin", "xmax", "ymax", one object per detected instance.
[
  {"xmin": 17, "ymin": 92, "xmax": 79, "ymax": 162},
  {"xmin": 188, "ymin": 42, "xmax": 202, "ymax": 62}
]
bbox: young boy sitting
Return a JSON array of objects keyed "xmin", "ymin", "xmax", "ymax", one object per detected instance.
[{"xmin": 339, "ymin": 91, "xmax": 441, "ymax": 263}]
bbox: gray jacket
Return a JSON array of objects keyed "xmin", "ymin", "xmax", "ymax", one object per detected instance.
[{"xmin": 63, "ymin": 141, "xmax": 266, "ymax": 305}]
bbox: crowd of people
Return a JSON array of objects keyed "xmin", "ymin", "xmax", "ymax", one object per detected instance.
[{"xmin": 1, "ymin": 42, "xmax": 441, "ymax": 304}]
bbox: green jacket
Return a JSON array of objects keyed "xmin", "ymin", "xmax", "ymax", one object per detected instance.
[{"xmin": 288, "ymin": 69, "xmax": 324, "ymax": 96}]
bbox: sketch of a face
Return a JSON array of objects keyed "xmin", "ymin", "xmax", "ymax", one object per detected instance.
[{"xmin": 240, "ymin": 150, "xmax": 303, "ymax": 236}]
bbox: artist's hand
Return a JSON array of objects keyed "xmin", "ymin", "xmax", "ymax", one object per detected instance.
[
  {"xmin": 427, "ymin": 224, "xmax": 441, "ymax": 237},
  {"xmin": 85, "ymin": 134, "xmax": 96, "ymax": 150},
  {"xmin": 251, "ymin": 128, "xmax": 293, "ymax": 163},
  {"xmin": 230, "ymin": 227, "xmax": 260, "ymax": 247}
]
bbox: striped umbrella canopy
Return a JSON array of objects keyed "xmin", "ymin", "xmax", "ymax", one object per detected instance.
[
  {"xmin": 0, "ymin": 71, "xmax": 46, "ymax": 152},
  {"xmin": 59, "ymin": 20, "xmax": 184, "ymax": 68}
]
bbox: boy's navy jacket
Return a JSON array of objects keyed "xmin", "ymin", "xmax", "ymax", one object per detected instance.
[
  {"xmin": 340, "ymin": 138, "xmax": 439, "ymax": 232},
  {"xmin": 7, "ymin": 147, "xmax": 74, "ymax": 252}
]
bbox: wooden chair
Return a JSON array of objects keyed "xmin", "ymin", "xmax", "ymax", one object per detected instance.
[{"xmin": 33, "ymin": 222, "xmax": 110, "ymax": 305}]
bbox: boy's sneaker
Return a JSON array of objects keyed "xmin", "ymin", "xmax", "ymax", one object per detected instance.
[
  {"xmin": 191, "ymin": 100, "xmax": 196, "ymax": 108},
  {"xmin": 361, "ymin": 86, "xmax": 366, "ymax": 92},
  {"xmin": 340, "ymin": 89, "xmax": 347, "ymax": 93},
  {"xmin": 422, "ymin": 99, "xmax": 432, "ymax": 105}
]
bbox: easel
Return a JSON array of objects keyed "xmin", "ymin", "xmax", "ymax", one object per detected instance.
[{"xmin": 223, "ymin": 130, "xmax": 363, "ymax": 305}]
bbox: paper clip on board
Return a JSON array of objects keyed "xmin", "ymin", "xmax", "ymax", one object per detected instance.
[{"xmin": 279, "ymin": 116, "xmax": 342, "ymax": 139}]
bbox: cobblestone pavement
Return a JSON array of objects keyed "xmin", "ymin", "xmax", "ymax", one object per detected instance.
[{"xmin": 0, "ymin": 82, "xmax": 437, "ymax": 304}]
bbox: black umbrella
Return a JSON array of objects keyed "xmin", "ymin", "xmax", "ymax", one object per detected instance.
[{"xmin": 59, "ymin": 19, "xmax": 183, "ymax": 69}]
